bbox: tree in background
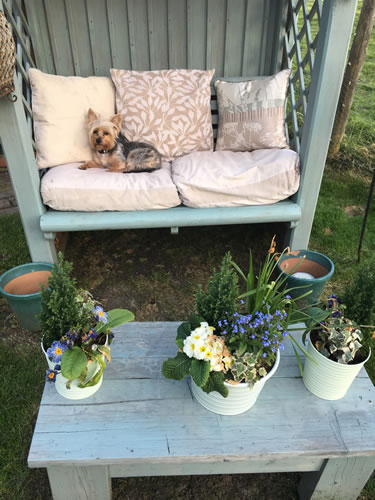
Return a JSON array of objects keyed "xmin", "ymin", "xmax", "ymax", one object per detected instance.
[{"xmin": 328, "ymin": 0, "xmax": 375, "ymax": 159}]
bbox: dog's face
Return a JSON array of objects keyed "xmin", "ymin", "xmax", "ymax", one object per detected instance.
[{"xmin": 86, "ymin": 108, "xmax": 122, "ymax": 152}]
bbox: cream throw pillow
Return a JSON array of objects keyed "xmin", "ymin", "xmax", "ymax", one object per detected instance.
[
  {"xmin": 214, "ymin": 69, "xmax": 291, "ymax": 152},
  {"xmin": 29, "ymin": 69, "xmax": 115, "ymax": 169},
  {"xmin": 110, "ymin": 69, "xmax": 215, "ymax": 161}
]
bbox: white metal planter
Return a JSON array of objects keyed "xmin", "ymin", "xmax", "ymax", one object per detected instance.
[
  {"xmin": 41, "ymin": 340, "xmax": 104, "ymax": 400},
  {"xmin": 303, "ymin": 334, "xmax": 370, "ymax": 400},
  {"xmin": 191, "ymin": 350, "xmax": 280, "ymax": 415}
]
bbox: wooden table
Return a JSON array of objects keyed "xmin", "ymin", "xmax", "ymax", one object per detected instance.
[{"xmin": 28, "ymin": 322, "xmax": 375, "ymax": 500}]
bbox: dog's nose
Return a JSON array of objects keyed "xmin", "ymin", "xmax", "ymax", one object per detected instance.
[{"xmin": 96, "ymin": 137, "xmax": 101, "ymax": 144}]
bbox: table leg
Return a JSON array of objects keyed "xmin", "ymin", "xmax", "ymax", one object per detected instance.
[
  {"xmin": 298, "ymin": 456, "xmax": 375, "ymax": 499},
  {"xmin": 47, "ymin": 465, "xmax": 111, "ymax": 500}
]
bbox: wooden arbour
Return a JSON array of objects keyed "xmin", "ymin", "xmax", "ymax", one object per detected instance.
[{"xmin": 0, "ymin": 0, "xmax": 358, "ymax": 263}]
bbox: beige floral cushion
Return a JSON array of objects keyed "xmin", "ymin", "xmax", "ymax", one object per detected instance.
[
  {"xmin": 214, "ymin": 69, "xmax": 291, "ymax": 152},
  {"xmin": 110, "ymin": 69, "xmax": 215, "ymax": 161}
]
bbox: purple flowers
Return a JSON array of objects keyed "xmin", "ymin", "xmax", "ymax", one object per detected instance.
[{"xmin": 46, "ymin": 341, "xmax": 68, "ymax": 363}]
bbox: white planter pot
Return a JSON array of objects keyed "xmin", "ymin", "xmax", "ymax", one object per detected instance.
[
  {"xmin": 41, "ymin": 340, "xmax": 104, "ymax": 400},
  {"xmin": 191, "ymin": 350, "xmax": 280, "ymax": 415},
  {"xmin": 303, "ymin": 334, "xmax": 371, "ymax": 400}
]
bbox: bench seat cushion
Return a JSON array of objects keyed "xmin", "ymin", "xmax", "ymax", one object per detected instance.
[
  {"xmin": 41, "ymin": 162, "xmax": 181, "ymax": 211},
  {"xmin": 171, "ymin": 149, "xmax": 300, "ymax": 208}
]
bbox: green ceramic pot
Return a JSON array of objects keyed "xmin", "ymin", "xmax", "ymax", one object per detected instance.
[
  {"xmin": 0, "ymin": 262, "xmax": 53, "ymax": 330},
  {"xmin": 276, "ymin": 249, "xmax": 334, "ymax": 306}
]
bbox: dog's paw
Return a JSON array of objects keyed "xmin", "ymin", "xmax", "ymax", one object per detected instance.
[{"xmin": 79, "ymin": 163, "xmax": 88, "ymax": 170}]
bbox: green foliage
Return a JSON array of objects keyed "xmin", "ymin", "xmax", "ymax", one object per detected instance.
[
  {"xmin": 305, "ymin": 297, "xmax": 365, "ymax": 364},
  {"xmin": 195, "ymin": 252, "xmax": 239, "ymax": 330},
  {"xmin": 202, "ymin": 371, "xmax": 228, "ymax": 398},
  {"xmin": 61, "ymin": 346, "xmax": 88, "ymax": 380},
  {"xmin": 96, "ymin": 308, "xmax": 135, "ymax": 334},
  {"xmin": 39, "ymin": 252, "xmax": 81, "ymax": 347},
  {"xmin": 231, "ymin": 238, "xmax": 310, "ymax": 317},
  {"xmin": 162, "ymin": 351, "xmax": 192, "ymax": 380},
  {"xmin": 342, "ymin": 257, "xmax": 375, "ymax": 329},
  {"xmin": 190, "ymin": 358, "xmax": 210, "ymax": 387}
]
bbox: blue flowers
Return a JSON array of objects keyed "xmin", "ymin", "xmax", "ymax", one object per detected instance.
[
  {"xmin": 45, "ymin": 369, "xmax": 58, "ymax": 383},
  {"xmin": 46, "ymin": 341, "xmax": 68, "ymax": 363},
  {"xmin": 93, "ymin": 305, "xmax": 108, "ymax": 323},
  {"xmin": 225, "ymin": 308, "xmax": 289, "ymax": 364}
]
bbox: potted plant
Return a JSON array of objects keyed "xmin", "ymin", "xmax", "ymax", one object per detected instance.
[
  {"xmin": 162, "ymin": 240, "xmax": 310, "ymax": 415},
  {"xmin": 0, "ymin": 262, "xmax": 53, "ymax": 330},
  {"xmin": 302, "ymin": 294, "xmax": 371, "ymax": 400},
  {"xmin": 41, "ymin": 253, "xmax": 134, "ymax": 399}
]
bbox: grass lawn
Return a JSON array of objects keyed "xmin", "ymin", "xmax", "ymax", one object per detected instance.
[{"xmin": 1, "ymin": 2, "xmax": 375, "ymax": 499}]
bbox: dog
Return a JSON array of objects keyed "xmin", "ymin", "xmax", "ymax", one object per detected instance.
[{"xmin": 79, "ymin": 108, "xmax": 162, "ymax": 173}]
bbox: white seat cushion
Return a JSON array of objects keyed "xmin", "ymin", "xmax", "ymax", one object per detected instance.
[
  {"xmin": 171, "ymin": 149, "xmax": 300, "ymax": 208},
  {"xmin": 41, "ymin": 162, "xmax": 181, "ymax": 211}
]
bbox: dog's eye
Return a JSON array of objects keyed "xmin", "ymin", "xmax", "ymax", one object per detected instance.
[
  {"xmin": 103, "ymin": 132, "xmax": 109, "ymax": 136},
  {"xmin": 93, "ymin": 129, "xmax": 98, "ymax": 134}
]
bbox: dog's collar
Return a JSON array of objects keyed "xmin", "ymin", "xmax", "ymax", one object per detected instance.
[{"xmin": 97, "ymin": 149, "xmax": 109, "ymax": 154}]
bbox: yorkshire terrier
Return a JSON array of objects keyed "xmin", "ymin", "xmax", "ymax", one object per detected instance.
[{"xmin": 79, "ymin": 108, "xmax": 162, "ymax": 173}]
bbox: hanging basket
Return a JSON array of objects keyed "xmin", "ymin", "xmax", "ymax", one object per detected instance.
[{"xmin": 0, "ymin": 10, "xmax": 16, "ymax": 99}]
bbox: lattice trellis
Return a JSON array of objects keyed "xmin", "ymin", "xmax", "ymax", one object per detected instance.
[
  {"xmin": 284, "ymin": 0, "xmax": 322, "ymax": 153},
  {"xmin": 2, "ymin": 0, "xmax": 35, "ymax": 147}
]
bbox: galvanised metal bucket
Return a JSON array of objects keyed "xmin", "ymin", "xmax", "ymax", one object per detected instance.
[
  {"xmin": 303, "ymin": 335, "xmax": 370, "ymax": 400},
  {"xmin": 191, "ymin": 350, "xmax": 280, "ymax": 415}
]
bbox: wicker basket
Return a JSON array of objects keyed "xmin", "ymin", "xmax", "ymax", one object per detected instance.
[{"xmin": 0, "ymin": 11, "xmax": 16, "ymax": 98}]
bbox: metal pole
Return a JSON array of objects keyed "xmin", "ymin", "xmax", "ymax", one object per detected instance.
[{"xmin": 358, "ymin": 168, "xmax": 375, "ymax": 262}]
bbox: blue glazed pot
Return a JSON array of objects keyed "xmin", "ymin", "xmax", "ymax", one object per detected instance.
[
  {"xmin": 0, "ymin": 262, "xmax": 53, "ymax": 330},
  {"xmin": 276, "ymin": 250, "xmax": 334, "ymax": 306}
]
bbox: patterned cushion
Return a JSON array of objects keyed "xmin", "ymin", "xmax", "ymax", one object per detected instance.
[
  {"xmin": 214, "ymin": 69, "xmax": 291, "ymax": 152},
  {"xmin": 110, "ymin": 69, "xmax": 215, "ymax": 161}
]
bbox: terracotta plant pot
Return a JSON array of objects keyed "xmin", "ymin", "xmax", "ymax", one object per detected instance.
[
  {"xmin": 302, "ymin": 333, "xmax": 371, "ymax": 400},
  {"xmin": 276, "ymin": 249, "xmax": 334, "ymax": 306},
  {"xmin": 0, "ymin": 262, "xmax": 53, "ymax": 330}
]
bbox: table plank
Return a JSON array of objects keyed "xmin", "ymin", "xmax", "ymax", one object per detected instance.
[{"xmin": 28, "ymin": 323, "xmax": 375, "ymax": 470}]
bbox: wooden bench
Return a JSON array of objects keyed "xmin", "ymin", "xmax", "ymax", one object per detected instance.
[
  {"xmin": 28, "ymin": 322, "xmax": 375, "ymax": 500},
  {"xmin": 0, "ymin": 0, "xmax": 359, "ymax": 263}
]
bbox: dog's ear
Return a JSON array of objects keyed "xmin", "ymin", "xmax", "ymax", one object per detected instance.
[
  {"xmin": 87, "ymin": 108, "xmax": 100, "ymax": 127},
  {"xmin": 111, "ymin": 113, "xmax": 122, "ymax": 131}
]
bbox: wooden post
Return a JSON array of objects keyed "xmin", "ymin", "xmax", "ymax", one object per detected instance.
[
  {"xmin": 0, "ymin": 77, "xmax": 57, "ymax": 263},
  {"xmin": 289, "ymin": 0, "xmax": 358, "ymax": 250},
  {"xmin": 298, "ymin": 456, "xmax": 375, "ymax": 500},
  {"xmin": 47, "ymin": 466, "xmax": 111, "ymax": 500}
]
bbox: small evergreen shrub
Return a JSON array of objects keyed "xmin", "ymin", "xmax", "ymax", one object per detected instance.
[
  {"xmin": 195, "ymin": 252, "xmax": 239, "ymax": 331},
  {"xmin": 39, "ymin": 253, "xmax": 83, "ymax": 347}
]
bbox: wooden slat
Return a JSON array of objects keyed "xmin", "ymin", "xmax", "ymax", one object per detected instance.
[
  {"xmin": 86, "ymin": 0, "xmax": 112, "ymax": 76},
  {"xmin": 187, "ymin": 0, "xmax": 207, "ymax": 70},
  {"xmin": 44, "ymin": 0, "xmax": 74, "ymax": 75},
  {"xmin": 24, "ymin": 0, "xmax": 55, "ymax": 73},
  {"xmin": 206, "ymin": 0, "xmax": 226, "ymax": 76},
  {"xmin": 40, "ymin": 201, "xmax": 301, "ymax": 234},
  {"xmin": 242, "ymin": 0, "xmax": 265, "ymax": 76},
  {"xmin": 65, "ymin": 0, "xmax": 94, "ymax": 76},
  {"xmin": 223, "ymin": 0, "xmax": 246, "ymax": 76},
  {"xmin": 107, "ymin": 0, "xmax": 132, "ymax": 70},
  {"xmin": 147, "ymin": 0, "xmax": 169, "ymax": 70},
  {"xmin": 127, "ymin": 0, "xmax": 150, "ymax": 70},
  {"xmin": 168, "ymin": 0, "xmax": 187, "ymax": 69}
]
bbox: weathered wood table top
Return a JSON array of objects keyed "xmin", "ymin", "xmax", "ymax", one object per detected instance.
[{"xmin": 28, "ymin": 322, "xmax": 375, "ymax": 500}]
